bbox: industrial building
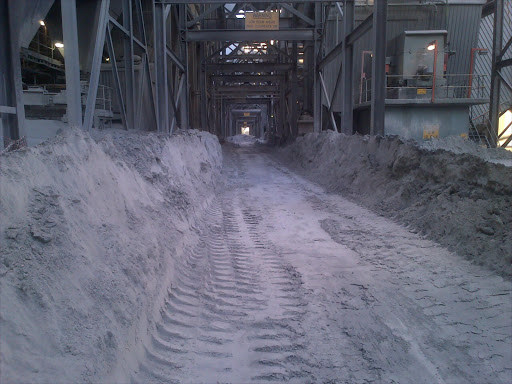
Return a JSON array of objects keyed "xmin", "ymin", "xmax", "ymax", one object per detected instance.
[
  {"xmin": 1, "ymin": 1, "xmax": 511, "ymax": 383},
  {"xmin": 1, "ymin": 0, "xmax": 511, "ymax": 146}
]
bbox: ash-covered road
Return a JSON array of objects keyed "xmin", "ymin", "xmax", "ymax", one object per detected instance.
[{"xmin": 133, "ymin": 144, "xmax": 511, "ymax": 384}]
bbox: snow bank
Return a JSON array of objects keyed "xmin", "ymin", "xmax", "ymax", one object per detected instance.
[
  {"xmin": 283, "ymin": 131, "xmax": 512, "ymax": 276},
  {"xmin": 226, "ymin": 134, "xmax": 258, "ymax": 147},
  {"xmin": 420, "ymin": 135, "xmax": 512, "ymax": 167},
  {"xmin": 0, "ymin": 128, "xmax": 222, "ymax": 383}
]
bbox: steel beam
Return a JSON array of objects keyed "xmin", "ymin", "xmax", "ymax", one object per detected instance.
[
  {"xmin": 341, "ymin": 0, "xmax": 354, "ymax": 135},
  {"xmin": 186, "ymin": 29, "xmax": 315, "ymax": 41},
  {"xmin": 482, "ymin": 0, "xmax": 495, "ymax": 17},
  {"xmin": 216, "ymin": 85, "xmax": 279, "ymax": 92},
  {"xmin": 231, "ymin": 109, "xmax": 263, "ymax": 113},
  {"xmin": 219, "ymin": 54, "xmax": 279, "ymax": 61},
  {"xmin": 212, "ymin": 75, "xmax": 283, "ymax": 82},
  {"xmin": 281, "ymin": 3, "xmax": 315, "ymax": 26},
  {"xmin": 318, "ymin": 40, "xmax": 343, "ymax": 70},
  {"xmin": 319, "ymin": 73, "xmax": 338, "ymax": 131},
  {"xmin": 83, "ymin": 0, "xmax": 110, "ymax": 131},
  {"xmin": 166, "ymin": 47, "xmax": 185, "ymax": 72},
  {"xmin": 187, "ymin": 4, "xmax": 222, "ymax": 27},
  {"xmin": 206, "ymin": 63, "xmax": 291, "ymax": 72},
  {"xmin": 162, "ymin": 0, "xmax": 326, "ymax": 3},
  {"xmin": 61, "ymin": 0, "xmax": 82, "ymax": 129},
  {"xmin": 370, "ymin": 0, "xmax": 387, "ymax": 136},
  {"xmin": 215, "ymin": 92, "xmax": 280, "ymax": 97},
  {"xmin": 108, "ymin": 16, "xmax": 146, "ymax": 51},
  {"xmin": 203, "ymin": 41, "xmax": 233, "ymax": 62},
  {"xmin": 498, "ymin": 35, "xmax": 512, "ymax": 60},
  {"xmin": 346, "ymin": 13, "xmax": 372, "ymax": 46},
  {"xmin": 496, "ymin": 57, "xmax": 512, "ymax": 69}
]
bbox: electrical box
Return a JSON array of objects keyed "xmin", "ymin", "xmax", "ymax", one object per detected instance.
[{"xmin": 388, "ymin": 30, "xmax": 447, "ymax": 99}]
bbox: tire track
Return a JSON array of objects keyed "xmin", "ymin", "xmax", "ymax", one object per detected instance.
[{"xmin": 131, "ymin": 147, "xmax": 319, "ymax": 383}]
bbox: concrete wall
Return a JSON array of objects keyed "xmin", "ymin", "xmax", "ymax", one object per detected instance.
[{"xmin": 356, "ymin": 104, "xmax": 469, "ymax": 142}]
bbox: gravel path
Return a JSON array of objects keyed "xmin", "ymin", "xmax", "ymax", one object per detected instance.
[{"xmin": 132, "ymin": 144, "xmax": 511, "ymax": 383}]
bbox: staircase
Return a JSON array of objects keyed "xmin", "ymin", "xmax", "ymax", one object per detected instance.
[{"xmin": 469, "ymin": 101, "xmax": 512, "ymax": 148}]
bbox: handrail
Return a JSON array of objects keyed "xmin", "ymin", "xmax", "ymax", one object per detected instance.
[{"xmin": 359, "ymin": 74, "xmax": 488, "ymax": 104}]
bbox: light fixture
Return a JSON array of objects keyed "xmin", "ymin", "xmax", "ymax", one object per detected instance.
[
  {"xmin": 270, "ymin": 40, "xmax": 274, "ymax": 45},
  {"xmin": 105, "ymin": 57, "xmax": 110, "ymax": 62},
  {"xmin": 298, "ymin": 59, "xmax": 304, "ymax": 64},
  {"xmin": 39, "ymin": 20, "xmax": 45, "ymax": 26},
  {"xmin": 55, "ymin": 42, "xmax": 64, "ymax": 48},
  {"xmin": 427, "ymin": 43, "xmax": 436, "ymax": 51}
]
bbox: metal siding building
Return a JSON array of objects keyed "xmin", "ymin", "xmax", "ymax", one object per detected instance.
[
  {"xmin": 472, "ymin": 1, "xmax": 512, "ymax": 120},
  {"xmin": 323, "ymin": 1, "xmax": 486, "ymax": 113}
]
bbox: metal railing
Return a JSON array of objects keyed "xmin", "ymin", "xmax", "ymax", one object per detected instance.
[
  {"xmin": 359, "ymin": 74, "xmax": 488, "ymax": 104},
  {"xmin": 469, "ymin": 110, "xmax": 501, "ymax": 148},
  {"xmin": 25, "ymin": 83, "xmax": 113, "ymax": 113},
  {"xmin": 94, "ymin": 84, "xmax": 113, "ymax": 113},
  {"xmin": 470, "ymin": 101, "xmax": 512, "ymax": 148}
]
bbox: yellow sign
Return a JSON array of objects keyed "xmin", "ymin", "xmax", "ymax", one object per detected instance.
[
  {"xmin": 417, "ymin": 88, "xmax": 427, "ymax": 95},
  {"xmin": 423, "ymin": 127, "xmax": 439, "ymax": 140},
  {"xmin": 243, "ymin": 112, "xmax": 251, "ymax": 117},
  {"xmin": 245, "ymin": 12, "xmax": 279, "ymax": 30}
]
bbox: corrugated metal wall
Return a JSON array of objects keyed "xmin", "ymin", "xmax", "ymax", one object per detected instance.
[
  {"xmin": 323, "ymin": 2, "xmax": 485, "ymax": 112},
  {"xmin": 472, "ymin": 0, "xmax": 512, "ymax": 120}
]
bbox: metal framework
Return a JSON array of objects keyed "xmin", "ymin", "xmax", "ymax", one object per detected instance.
[
  {"xmin": 489, "ymin": 0, "xmax": 512, "ymax": 147},
  {"xmin": 2, "ymin": 0, "xmax": 392, "ymax": 146}
]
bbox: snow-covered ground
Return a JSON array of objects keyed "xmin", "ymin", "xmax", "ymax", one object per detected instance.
[
  {"xmin": 131, "ymin": 144, "xmax": 511, "ymax": 383},
  {"xmin": 420, "ymin": 135, "xmax": 512, "ymax": 167},
  {"xmin": 226, "ymin": 134, "xmax": 260, "ymax": 147},
  {"xmin": 0, "ymin": 128, "xmax": 222, "ymax": 383},
  {"xmin": 283, "ymin": 131, "xmax": 512, "ymax": 277},
  {"xmin": 1, "ymin": 129, "xmax": 510, "ymax": 383}
]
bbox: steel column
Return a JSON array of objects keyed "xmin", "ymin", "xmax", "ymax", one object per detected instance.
[
  {"xmin": 106, "ymin": 26, "xmax": 128, "ymax": 130},
  {"xmin": 179, "ymin": 4, "xmax": 190, "ymax": 129},
  {"xmin": 341, "ymin": 0, "xmax": 354, "ymax": 135},
  {"xmin": 61, "ymin": 0, "xmax": 82, "ymax": 129},
  {"xmin": 291, "ymin": 42, "xmax": 298, "ymax": 137},
  {"xmin": 1, "ymin": 1, "xmax": 26, "ymax": 143},
  {"xmin": 154, "ymin": 2, "xmax": 168, "ymax": 133},
  {"xmin": 370, "ymin": 0, "xmax": 387, "ymax": 136},
  {"xmin": 489, "ymin": 0, "xmax": 503, "ymax": 147},
  {"xmin": 135, "ymin": 0, "xmax": 158, "ymax": 130},
  {"xmin": 200, "ymin": 43, "xmax": 208, "ymax": 129},
  {"xmin": 123, "ymin": 0, "xmax": 135, "ymax": 130},
  {"xmin": 83, "ymin": 0, "xmax": 110, "ymax": 131},
  {"xmin": 313, "ymin": 2, "xmax": 322, "ymax": 132}
]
